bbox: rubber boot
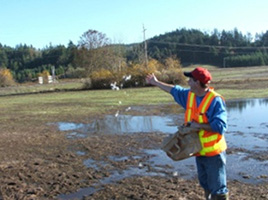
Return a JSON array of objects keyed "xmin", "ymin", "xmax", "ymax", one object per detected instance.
[
  {"xmin": 204, "ymin": 190, "xmax": 211, "ymax": 200},
  {"xmin": 211, "ymin": 193, "xmax": 229, "ymax": 200}
]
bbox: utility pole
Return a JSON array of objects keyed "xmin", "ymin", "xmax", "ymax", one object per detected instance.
[
  {"xmin": 223, "ymin": 57, "xmax": 226, "ymax": 68},
  {"xmin": 51, "ymin": 65, "xmax": 56, "ymax": 82},
  {"xmin": 143, "ymin": 24, "xmax": 148, "ymax": 67}
]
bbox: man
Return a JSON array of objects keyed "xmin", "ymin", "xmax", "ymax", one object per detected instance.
[{"xmin": 146, "ymin": 67, "xmax": 229, "ymax": 200}]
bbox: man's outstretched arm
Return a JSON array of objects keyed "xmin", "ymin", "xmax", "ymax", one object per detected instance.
[{"xmin": 146, "ymin": 73, "xmax": 174, "ymax": 93}]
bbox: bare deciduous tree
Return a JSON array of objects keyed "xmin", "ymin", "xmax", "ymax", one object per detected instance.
[
  {"xmin": 74, "ymin": 29, "xmax": 126, "ymax": 76},
  {"xmin": 78, "ymin": 30, "xmax": 110, "ymax": 50}
]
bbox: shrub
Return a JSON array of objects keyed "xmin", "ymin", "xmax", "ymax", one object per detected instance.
[
  {"xmin": 157, "ymin": 68, "xmax": 186, "ymax": 85},
  {"xmin": 82, "ymin": 78, "xmax": 92, "ymax": 89},
  {"xmin": 156, "ymin": 57, "xmax": 186, "ymax": 85},
  {"xmin": 65, "ymin": 66, "xmax": 87, "ymax": 78},
  {"xmin": 85, "ymin": 57, "xmax": 186, "ymax": 89},
  {"xmin": 125, "ymin": 59, "xmax": 163, "ymax": 87},
  {"xmin": 90, "ymin": 69, "xmax": 116, "ymax": 89},
  {"xmin": 0, "ymin": 68, "xmax": 15, "ymax": 87}
]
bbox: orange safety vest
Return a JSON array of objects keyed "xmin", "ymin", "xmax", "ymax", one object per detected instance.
[{"xmin": 185, "ymin": 89, "xmax": 227, "ymax": 156}]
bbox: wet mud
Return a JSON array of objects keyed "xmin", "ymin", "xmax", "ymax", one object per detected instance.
[{"xmin": 0, "ymin": 102, "xmax": 267, "ymax": 199}]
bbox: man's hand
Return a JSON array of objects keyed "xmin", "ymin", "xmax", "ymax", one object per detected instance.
[
  {"xmin": 190, "ymin": 121, "xmax": 213, "ymax": 132},
  {"xmin": 146, "ymin": 73, "xmax": 158, "ymax": 86},
  {"xmin": 189, "ymin": 121, "xmax": 201, "ymax": 130},
  {"xmin": 145, "ymin": 73, "xmax": 174, "ymax": 93}
]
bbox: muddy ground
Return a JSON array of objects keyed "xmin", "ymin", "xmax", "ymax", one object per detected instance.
[{"xmin": 0, "ymin": 106, "xmax": 267, "ymax": 200}]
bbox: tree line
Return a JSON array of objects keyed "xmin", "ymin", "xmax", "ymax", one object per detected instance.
[
  {"xmin": 146, "ymin": 28, "xmax": 268, "ymax": 67},
  {"xmin": 0, "ymin": 28, "xmax": 268, "ymax": 84}
]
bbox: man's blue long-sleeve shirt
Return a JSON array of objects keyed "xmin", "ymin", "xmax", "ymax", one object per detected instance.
[{"xmin": 170, "ymin": 85, "xmax": 227, "ymax": 135}]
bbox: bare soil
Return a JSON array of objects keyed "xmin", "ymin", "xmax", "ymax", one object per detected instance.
[
  {"xmin": 1, "ymin": 73, "xmax": 268, "ymax": 199},
  {"xmin": 0, "ymin": 113, "xmax": 267, "ymax": 200}
]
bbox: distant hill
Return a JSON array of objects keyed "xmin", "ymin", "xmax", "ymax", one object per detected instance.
[{"xmin": 141, "ymin": 28, "xmax": 268, "ymax": 66}]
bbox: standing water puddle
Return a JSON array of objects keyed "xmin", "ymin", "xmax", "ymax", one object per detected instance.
[
  {"xmin": 57, "ymin": 99, "xmax": 268, "ymax": 151},
  {"xmin": 57, "ymin": 98, "xmax": 268, "ymax": 199},
  {"xmin": 58, "ymin": 114, "xmax": 182, "ymax": 136}
]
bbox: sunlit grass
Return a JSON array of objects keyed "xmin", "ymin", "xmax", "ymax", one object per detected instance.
[
  {"xmin": 219, "ymin": 88, "xmax": 268, "ymax": 100},
  {"xmin": 0, "ymin": 80, "xmax": 83, "ymax": 96},
  {"xmin": 1, "ymin": 65, "xmax": 268, "ymax": 127}
]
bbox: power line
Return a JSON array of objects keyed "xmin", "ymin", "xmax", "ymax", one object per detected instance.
[
  {"xmin": 148, "ymin": 40, "xmax": 268, "ymax": 50},
  {"xmin": 153, "ymin": 48, "xmax": 266, "ymax": 56}
]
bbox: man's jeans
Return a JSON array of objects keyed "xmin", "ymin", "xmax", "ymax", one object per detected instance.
[{"xmin": 195, "ymin": 151, "xmax": 228, "ymax": 195}]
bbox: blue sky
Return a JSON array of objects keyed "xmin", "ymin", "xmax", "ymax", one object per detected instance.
[{"xmin": 0, "ymin": 0, "xmax": 267, "ymax": 49}]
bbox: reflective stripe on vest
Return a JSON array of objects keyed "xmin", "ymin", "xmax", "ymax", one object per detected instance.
[{"xmin": 185, "ymin": 89, "xmax": 227, "ymax": 156}]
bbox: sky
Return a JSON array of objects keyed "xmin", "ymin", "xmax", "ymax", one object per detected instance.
[{"xmin": 0, "ymin": 0, "xmax": 267, "ymax": 49}]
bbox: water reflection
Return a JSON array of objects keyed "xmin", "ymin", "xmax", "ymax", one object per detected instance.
[
  {"xmin": 227, "ymin": 98, "xmax": 268, "ymax": 113},
  {"xmin": 95, "ymin": 115, "xmax": 180, "ymax": 134},
  {"xmin": 57, "ymin": 98, "xmax": 268, "ymax": 199},
  {"xmin": 227, "ymin": 98, "xmax": 268, "ymax": 127},
  {"xmin": 226, "ymin": 98, "xmax": 268, "ymax": 151},
  {"xmin": 57, "ymin": 114, "xmax": 183, "ymax": 135},
  {"xmin": 56, "ymin": 98, "xmax": 268, "ymax": 151}
]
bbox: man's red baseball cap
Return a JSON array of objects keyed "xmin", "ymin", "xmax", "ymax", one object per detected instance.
[{"xmin": 184, "ymin": 67, "xmax": 212, "ymax": 84}]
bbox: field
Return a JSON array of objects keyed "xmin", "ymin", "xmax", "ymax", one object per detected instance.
[{"xmin": 0, "ymin": 66, "xmax": 267, "ymax": 199}]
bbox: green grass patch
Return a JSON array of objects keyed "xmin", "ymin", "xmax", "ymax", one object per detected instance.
[{"xmin": 1, "ymin": 66, "xmax": 268, "ymax": 127}]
